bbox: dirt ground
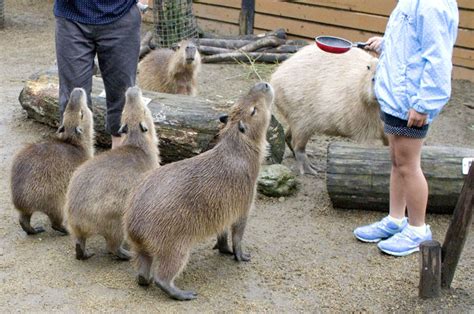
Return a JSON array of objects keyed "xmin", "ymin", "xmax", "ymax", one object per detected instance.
[{"xmin": 1, "ymin": 1, "xmax": 473, "ymax": 312}]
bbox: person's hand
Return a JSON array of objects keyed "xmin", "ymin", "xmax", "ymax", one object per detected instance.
[
  {"xmin": 407, "ymin": 109, "xmax": 428, "ymax": 128},
  {"xmin": 364, "ymin": 36, "xmax": 383, "ymax": 53}
]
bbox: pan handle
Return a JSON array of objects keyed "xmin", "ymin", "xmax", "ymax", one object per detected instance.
[{"xmin": 354, "ymin": 42, "xmax": 369, "ymax": 49}]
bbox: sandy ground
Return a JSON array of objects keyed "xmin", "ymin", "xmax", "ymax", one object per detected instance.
[{"xmin": 0, "ymin": 1, "xmax": 473, "ymax": 312}]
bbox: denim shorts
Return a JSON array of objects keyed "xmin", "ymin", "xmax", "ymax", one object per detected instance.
[{"xmin": 380, "ymin": 111, "xmax": 429, "ymax": 139}]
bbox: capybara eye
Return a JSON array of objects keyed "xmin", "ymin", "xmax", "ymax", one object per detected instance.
[
  {"xmin": 251, "ymin": 107, "xmax": 256, "ymax": 116},
  {"xmin": 372, "ymin": 77, "xmax": 375, "ymax": 82},
  {"xmin": 367, "ymin": 65, "xmax": 371, "ymax": 70},
  {"xmin": 80, "ymin": 111, "xmax": 84, "ymax": 120}
]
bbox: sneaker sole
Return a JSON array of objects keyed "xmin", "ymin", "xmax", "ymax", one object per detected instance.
[
  {"xmin": 353, "ymin": 232, "xmax": 382, "ymax": 243},
  {"xmin": 378, "ymin": 246, "xmax": 420, "ymax": 257}
]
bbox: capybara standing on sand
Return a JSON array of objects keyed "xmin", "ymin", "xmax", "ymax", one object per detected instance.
[
  {"xmin": 137, "ymin": 40, "xmax": 201, "ymax": 96},
  {"xmin": 124, "ymin": 82, "xmax": 274, "ymax": 301},
  {"xmin": 270, "ymin": 46, "xmax": 385, "ymax": 175},
  {"xmin": 66, "ymin": 86, "xmax": 160, "ymax": 260},
  {"xmin": 10, "ymin": 88, "xmax": 94, "ymax": 235}
]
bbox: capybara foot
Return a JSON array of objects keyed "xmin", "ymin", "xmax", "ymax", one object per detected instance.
[
  {"xmin": 51, "ymin": 224, "xmax": 68, "ymax": 235},
  {"xmin": 75, "ymin": 243, "xmax": 94, "ymax": 260},
  {"xmin": 114, "ymin": 247, "xmax": 132, "ymax": 261},
  {"xmin": 234, "ymin": 251, "xmax": 251, "ymax": 262},
  {"xmin": 295, "ymin": 151, "xmax": 317, "ymax": 175},
  {"xmin": 20, "ymin": 223, "xmax": 45, "ymax": 235},
  {"xmin": 155, "ymin": 280, "xmax": 197, "ymax": 301},
  {"xmin": 213, "ymin": 233, "xmax": 233, "ymax": 255},
  {"xmin": 137, "ymin": 274, "xmax": 151, "ymax": 286}
]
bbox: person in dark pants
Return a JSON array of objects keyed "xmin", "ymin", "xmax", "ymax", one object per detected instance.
[{"xmin": 54, "ymin": 0, "xmax": 144, "ymax": 148}]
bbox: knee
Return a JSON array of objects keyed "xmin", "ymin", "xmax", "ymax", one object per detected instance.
[{"xmin": 392, "ymin": 159, "xmax": 418, "ymax": 178}]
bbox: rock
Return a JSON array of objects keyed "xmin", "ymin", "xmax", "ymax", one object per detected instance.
[{"xmin": 258, "ymin": 164, "xmax": 298, "ymax": 197}]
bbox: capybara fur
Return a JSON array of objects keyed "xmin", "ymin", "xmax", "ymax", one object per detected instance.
[
  {"xmin": 138, "ymin": 40, "xmax": 201, "ymax": 96},
  {"xmin": 124, "ymin": 82, "xmax": 274, "ymax": 300},
  {"xmin": 66, "ymin": 86, "xmax": 160, "ymax": 260},
  {"xmin": 270, "ymin": 45, "xmax": 386, "ymax": 175},
  {"xmin": 10, "ymin": 88, "xmax": 94, "ymax": 235}
]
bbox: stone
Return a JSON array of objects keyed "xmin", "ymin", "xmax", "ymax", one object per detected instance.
[{"xmin": 258, "ymin": 164, "xmax": 298, "ymax": 197}]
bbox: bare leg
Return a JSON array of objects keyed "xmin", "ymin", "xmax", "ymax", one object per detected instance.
[
  {"xmin": 106, "ymin": 236, "xmax": 131, "ymax": 261},
  {"xmin": 213, "ymin": 231, "xmax": 233, "ymax": 255},
  {"xmin": 75, "ymin": 236, "xmax": 94, "ymax": 260},
  {"xmin": 154, "ymin": 248, "xmax": 197, "ymax": 301},
  {"xmin": 389, "ymin": 135, "xmax": 427, "ymax": 226},
  {"xmin": 292, "ymin": 132, "xmax": 317, "ymax": 175},
  {"xmin": 136, "ymin": 251, "xmax": 153, "ymax": 286},
  {"xmin": 19, "ymin": 212, "xmax": 45, "ymax": 235},
  {"xmin": 232, "ymin": 216, "xmax": 251, "ymax": 262}
]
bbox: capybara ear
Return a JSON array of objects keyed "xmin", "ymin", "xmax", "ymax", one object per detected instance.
[
  {"xmin": 75, "ymin": 127, "xmax": 83, "ymax": 135},
  {"xmin": 139, "ymin": 122, "xmax": 149, "ymax": 133},
  {"xmin": 57, "ymin": 125, "xmax": 65, "ymax": 133},
  {"xmin": 238, "ymin": 120, "xmax": 246, "ymax": 133},
  {"xmin": 251, "ymin": 107, "xmax": 256, "ymax": 116},
  {"xmin": 118, "ymin": 124, "xmax": 129, "ymax": 135},
  {"xmin": 219, "ymin": 114, "xmax": 228, "ymax": 124},
  {"xmin": 171, "ymin": 43, "xmax": 180, "ymax": 51}
]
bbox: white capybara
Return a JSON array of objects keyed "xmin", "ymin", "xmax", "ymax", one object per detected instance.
[{"xmin": 270, "ymin": 45, "xmax": 385, "ymax": 175}]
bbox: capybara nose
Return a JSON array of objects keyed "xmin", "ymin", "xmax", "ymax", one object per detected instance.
[
  {"xmin": 255, "ymin": 82, "xmax": 271, "ymax": 91},
  {"xmin": 126, "ymin": 86, "xmax": 142, "ymax": 99}
]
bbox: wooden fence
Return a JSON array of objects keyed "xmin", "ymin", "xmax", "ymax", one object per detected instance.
[{"xmin": 191, "ymin": 0, "xmax": 474, "ymax": 81}]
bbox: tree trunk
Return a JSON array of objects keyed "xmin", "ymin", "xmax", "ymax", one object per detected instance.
[
  {"xmin": 18, "ymin": 68, "xmax": 285, "ymax": 164},
  {"xmin": 327, "ymin": 142, "xmax": 474, "ymax": 214}
]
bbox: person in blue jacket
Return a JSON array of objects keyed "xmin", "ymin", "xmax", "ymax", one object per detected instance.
[
  {"xmin": 354, "ymin": 0, "xmax": 459, "ymax": 256},
  {"xmin": 54, "ymin": 0, "xmax": 147, "ymax": 148}
]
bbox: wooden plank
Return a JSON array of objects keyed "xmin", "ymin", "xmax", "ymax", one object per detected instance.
[
  {"xmin": 419, "ymin": 241, "xmax": 442, "ymax": 299},
  {"xmin": 196, "ymin": 18, "xmax": 240, "ymax": 36},
  {"xmin": 292, "ymin": 0, "xmax": 396, "ymax": 16},
  {"xmin": 459, "ymin": 9, "xmax": 474, "ymax": 30},
  {"xmin": 453, "ymin": 65, "xmax": 474, "ymax": 82},
  {"xmin": 194, "ymin": 3, "xmax": 240, "ymax": 24},
  {"xmin": 453, "ymin": 47, "xmax": 474, "ymax": 69},
  {"xmin": 458, "ymin": 0, "xmax": 474, "ymax": 10},
  {"xmin": 457, "ymin": 28, "xmax": 474, "ymax": 49}
]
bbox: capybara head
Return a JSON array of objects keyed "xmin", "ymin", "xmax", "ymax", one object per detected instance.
[
  {"xmin": 58, "ymin": 88, "xmax": 94, "ymax": 146},
  {"xmin": 118, "ymin": 86, "xmax": 159, "ymax": 147},
  {"xmin": 171, "ymin": 40, "xmax": 201, "ymax": 67},
  {"xmin": 363, "ymin": 57, "xmax": 379, "ymax": 105},
  {"xmin": 219, "ymin": 82, "xmax": 274, "ymax": 145}
]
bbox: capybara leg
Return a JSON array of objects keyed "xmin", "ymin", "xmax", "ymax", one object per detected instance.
[
  {"xmin": 285, "ymin": 128, "xmax": 295, "ymax": 156},
  {"xmin": 232, "ymin": 216, "xmax": 251, "ymax": 262},
  {"xmin": 106, "ymin": 237, "xmax": 131, "ymax": 261},
  {"xmin": 136, "ymin": 251, "xmax": 153, "ymax": 286},
  {"xmin": 212, "ymin": 231, "xmax": 233, "ymax": 255},
  {"xmin": 75, "ymin": 237, "xmax": 94, "ymax": 260},
  {"xmin": 19, "ymin": 213, "xmax": 45, "ymax": 235},
  {"xmin": 154, "ymin": 250, "xmax": 197, "ymax": 301},
  {"xmin": 48, "ymin": 211, "xmax": 68, "ymax": 235},
  {"xmin": 292, "ymin": 133, "xmax": 317, "ymax": 175}
]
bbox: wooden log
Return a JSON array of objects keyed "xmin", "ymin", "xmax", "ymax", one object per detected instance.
[
  {"xmin": 239, "ymin": 36, "xmax": 287, "ymax": 53},
  {"xmin": 419, "ymin": 240, "xmax": 442, "ymax": 299},
  {"xmin": 441, "ymin": 163, "xmax": 474, "ymax": 288},
  {"xmin": 202, "ymin": 52, "xmax": 291, "ymax": 64},
  {"xmin": 258, "ymin": 45, "xmax": 304, "ymax": 54},
  {"xmin": 326, "ymin": 142, "xmax": 474, "ymax": 214},
  {"xmin": 239, "ymin": 0, "xmax": 255, "ymax": 35},
  {"xmin": 197, "ymin": 45, "xmax": 233, "ymax": 55},
  {"xmin": 200, "ymin": 28, "xmax": 287, "ymax": 41},
  {"xmin": 197, "ymin": 38, "xmax": 253, "ymax": 49},
  {"xmin": 18, "ymin": 68, "xmax": 285, "ymax": 164}
]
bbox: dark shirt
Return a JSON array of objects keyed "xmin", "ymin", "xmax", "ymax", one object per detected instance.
[{"xmin": 54, "ymin": 0, "xmax": 137, "ymax": 25}]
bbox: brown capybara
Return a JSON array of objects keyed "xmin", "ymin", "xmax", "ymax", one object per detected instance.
[
  {"xmin": 10, "ymin": 88, "xmax": 94, "ymax": 235},
  {"xmin": 270, "ymin": 45, "xmax": 386, "ymax": 175},
  {"xmin": 65, "ymin": 86, "xmax": 160, "ymax": 260},
  {"xmin": 124, "ymin": 82, "xmax": 274, "ymax": 301},
  {"xmin": 137, "ymin": 40, "xmax": 201, "ymax": 96}
]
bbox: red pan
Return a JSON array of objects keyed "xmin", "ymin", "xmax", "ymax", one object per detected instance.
[{"xmin": 315, "ymin": 36, "xmax": 368, "ymax": 54}]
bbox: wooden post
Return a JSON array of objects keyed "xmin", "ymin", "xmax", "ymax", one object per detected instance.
[
  {"xmin": 239, "ymin": 0, "xmax": 255, "ymax": 35},
  {"xmin": 419, "ymin": 240, "xmax": 442, "ymax": 298},
  {"xmin": 441, "ymin": 163, "xmax": 474, "ymax": 288}
]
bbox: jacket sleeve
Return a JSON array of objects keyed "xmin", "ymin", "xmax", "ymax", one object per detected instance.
[{"xmin": 410, "ymin": 2, "xmax": 458, "ymax": 116}]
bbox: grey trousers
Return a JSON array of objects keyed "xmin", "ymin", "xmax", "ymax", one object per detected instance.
[{"xmin": 55, "ymin": 5, "xmax": 141, "ymax": 136}]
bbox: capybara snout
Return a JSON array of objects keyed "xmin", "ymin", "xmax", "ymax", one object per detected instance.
[{"xmin": 185, "ymin": 44, "xmax": 197, "ymax": 63}]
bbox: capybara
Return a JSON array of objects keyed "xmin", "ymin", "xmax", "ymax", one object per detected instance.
[
  {"xmin": 124, "ymin": 82, "xmax": 274, "ymax": 300},
  {"xmin": 137, "ymin": 40, "xmax": 201, "ymax": 96},
  {"xmin": 270, "ymin": 45, "xmax": 385, "ymax": 175},
  {"xmin": 66, "ymin": 86, "xmax": 160, "ymax": 260},
  {"xmin": 10, "ymin": 88, "xmax": 94, "ymax": 235}
]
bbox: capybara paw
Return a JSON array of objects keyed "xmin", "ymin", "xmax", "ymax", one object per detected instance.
[
  {"xmin": 24, "ymin": 226, "xmax": 45, "ymax": 235},
  {"xmin": 170, "ymin": 290, "xmax": 198, "ymax": 301},
  {"xmin": 137, "ymin": 275, "xmax": 151, "ymax": 286},
  {"xmin": 114, "ymin": 249, "xmax": 132, "ymax": 261},
  {"xmin": 234, "ymin": 252, "xmax": 251, "ymax": 262},
  {"xmin": 300, "ymin": 162, "xmax": 317, "ymax": 176},
  {"xmin": 52, "ymin": 225, "xmax": 68, "ymax": 235},
  {"xmin": 213, "ymin": 243, "xmax": 233, "ymax": 255},
  {"xmin": 75, "ymin": 244, "xmax": 94, "ymax": 260}
]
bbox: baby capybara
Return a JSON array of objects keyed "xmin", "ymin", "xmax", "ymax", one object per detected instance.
[
  {"xmin": 10, "ymin": 88, "xmax": 94, "ymax": 235},
  {"xmin": 138, "ymin": 40, "xmax": 201, "ymax": 96},
  {"xmin": 66, "ymin": 86, "xmax": 160, "ymax": 260},
  {"xmin": 270, "ymin": 46, "xmax": 385, "ymax": 175},
  {"xmin": 124, "ymin": 82, "xmax": 274, "ymax": 300}
]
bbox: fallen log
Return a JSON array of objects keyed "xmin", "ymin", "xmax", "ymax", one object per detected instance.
[
  {"xmin": 18, "ymin": 68, "xmax": 285, "ymax": 164},
  {"xmin": 197, "ymin": 38, "xmax": 253, "ymax": 49},
  {"xmin": 327, "ymin": 142, "xmax": 474, "ymax": 214},
  {"xmin": 239, "ymin": 36, "xmax": 287, "ymax": 53},
  {"xmin": 197, "ymin": 45, "xmax": 233, "ymax": 55},
  {"xmin": 258, "ymin": 45, "xmax": 304, "ymax": 54},
  {"xmin": 202, "ymin": 52, "xmax": 291, "ymax": 64},
  {"xmin": 199, "ymin": 28, "xmax": 287, "ymax": 41}
]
